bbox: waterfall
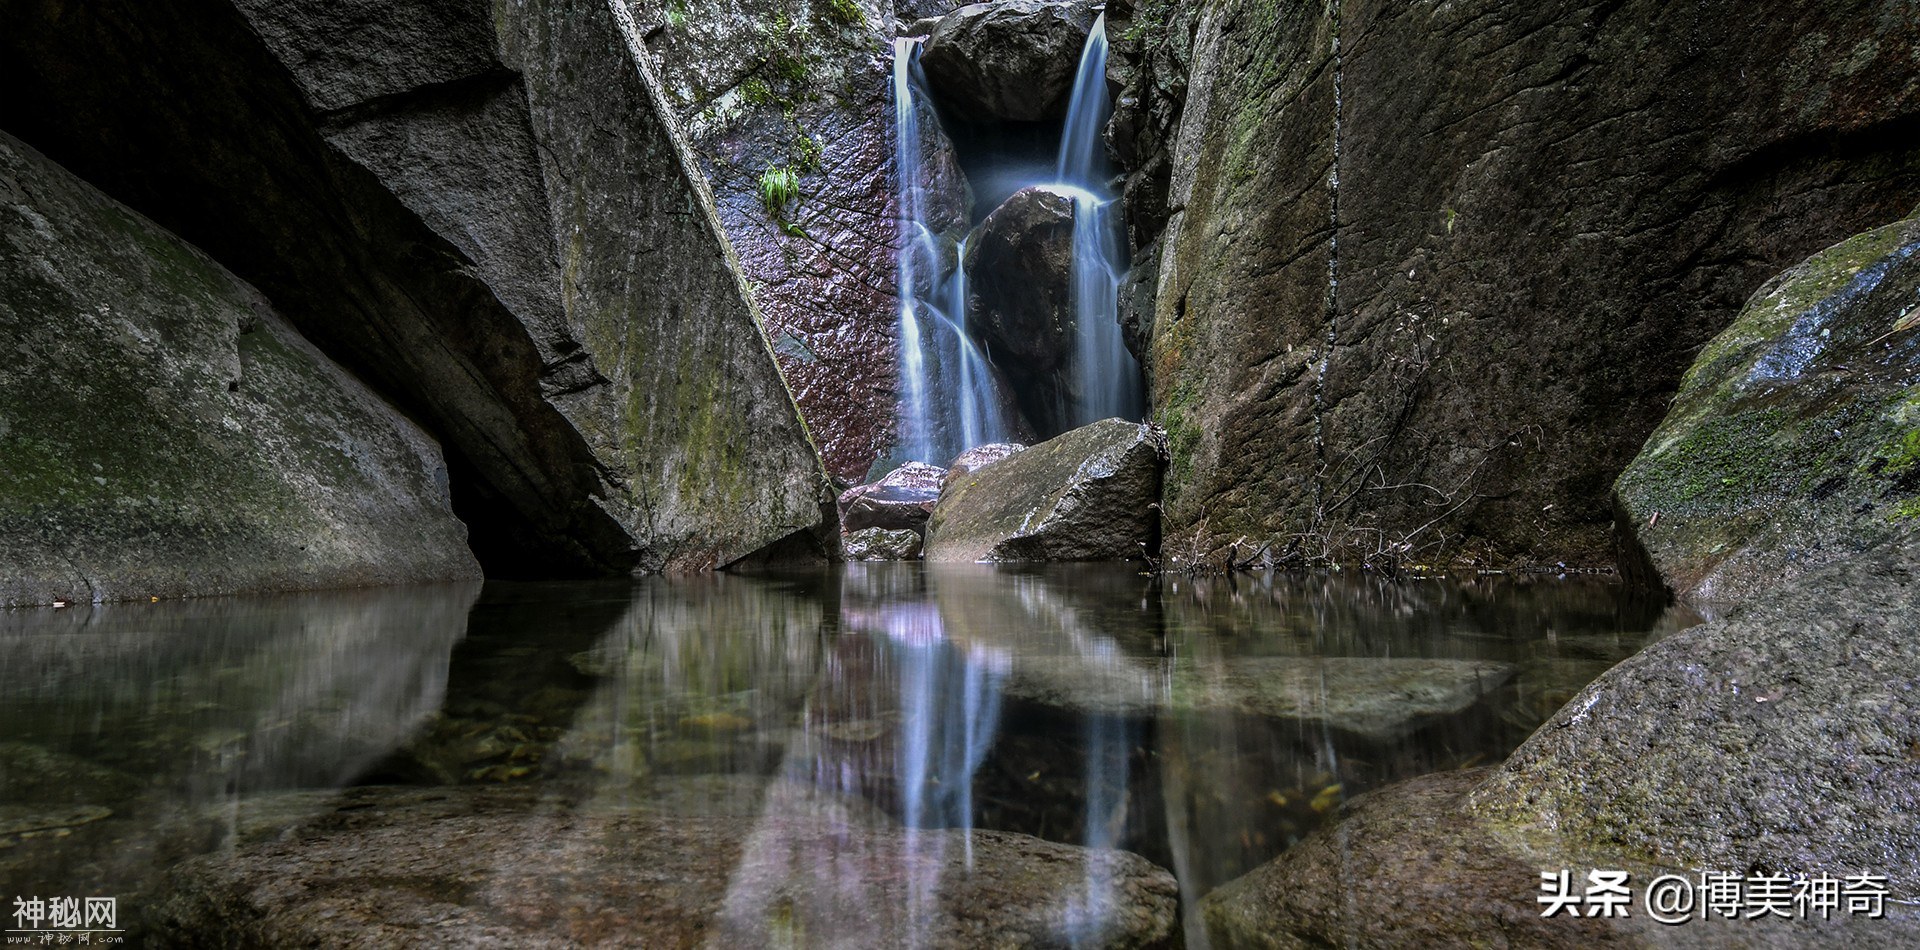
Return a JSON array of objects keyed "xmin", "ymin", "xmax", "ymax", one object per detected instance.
[
  {"xmin": 1053, "ymin": 13, "xmax": 1144, "ymax": 427},
  {"xmin": 891, "ymin": 39, "xmax": 1008, "ymax": 466}
]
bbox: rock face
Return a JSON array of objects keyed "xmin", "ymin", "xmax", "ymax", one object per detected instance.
[
  {"xmin": 0, "ymin": 132, "xmax": 479, "ymax": 606},
  {"xmin": 839, "ymin": 462, "xmax": 947, "ymax": 532},
  {"xmin": 150, "ymin": 784, "xmax": 1181, "ymax": 948},
  {"xmin": 633, "ymin": 0, "xmax": 941, "ymax": 481},
  {"xmin": 0, "ymin": 0, "xmax": 832, "ymax": 576},
  {"xmin": 844, "ymin": 527, "xmax": 924, "ymax": 560},
  {"xmin": 1202, "ymin": 534, "xmax": 1920, "ymax": 945},
  {"xmin": 925, "ymin": 419, "xmax": 1165, "ymax": 562},
  {"xmin": 1473, "ymin": 531, "xmax": 1920, "ymax": 898},
  {"xmin": 920, "ymin": 1, "xmax": 1097, "ymax": 123},
  {"xmin": 1130, "ymin": 0, "xmax": 1920, "ymax": 567},
  {"xmin": 1617, "ymin": 209, "xmax": 1920, "ymax": 603},
  {"xmin": 965, "ymin": 186, "xmax": 1078, "ymax": 436}
]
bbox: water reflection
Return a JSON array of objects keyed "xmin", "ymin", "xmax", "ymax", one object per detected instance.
[
  {"xmin": 0, "ymin": 567, "xmax": 1693, "ymax": 945},
  {"xmin": 0, "ymin": 583, "xmax": 478, "ymax": 913}
]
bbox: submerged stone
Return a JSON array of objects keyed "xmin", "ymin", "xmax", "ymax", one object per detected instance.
[
  {"xmin": 925, "ymin": 419, "xmax": 1165, "ymax": 562},
  {"xmin": 1003, "ymin": 656, "xmax": 1514, "ymax": 740},
  {"xmin": 1617, "ymin": 208, "xmax": 1920, "ymax": 603},
  {"xmin": 919, "ymin": 0, "xmax": 1097, "ymax": 122},
  {"xmin": 151, "ymin": 784, "xmax": 1180, "ymax": 948},
  {"xmin": 0, "ymin": 132, "xmax": 480, "ymax": 606}
]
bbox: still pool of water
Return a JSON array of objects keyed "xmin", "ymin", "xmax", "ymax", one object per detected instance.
[{"xmin": 0, "ymin": 564, "xmax": 1694, "ymax": 944}]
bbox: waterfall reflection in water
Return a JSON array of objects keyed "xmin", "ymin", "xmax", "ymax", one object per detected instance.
[{"xmin": 0, "ymin": 567, "xmax": 1688, "ymax": 944}]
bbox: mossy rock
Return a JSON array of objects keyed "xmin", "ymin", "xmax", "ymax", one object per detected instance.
[
  {"xmin": 0, "ymin": 132, "xmax": 479, "ymax": 606},
  {"xmin": 924, "ymin": 419, "xmax": 1166, "ymax": 562},
  {"xmin": 1617, "ymin": 207, "xmax": 1920, "ymax": 602}
]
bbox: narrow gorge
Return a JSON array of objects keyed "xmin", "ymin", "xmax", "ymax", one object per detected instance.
[{"xmin": 2, "ymin": 0, "xmax": 1918, "ymax": 946}]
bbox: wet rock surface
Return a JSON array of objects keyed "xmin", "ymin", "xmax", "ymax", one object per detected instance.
[
  {"xmin": 1135, "ymin": 0, "xmax": 1920, "ymax": 567},
  {"xmin": 0, "ymin": 0, "xmax": 832, "ymax": 576},
  {"xmin": 844, "ymin": 527, "xmax": 925, "ymax": 560},
  {"xmin": 1473, "ymin": 530, "xmax": 1920, "ymax": 899},
  {"xmin": 1004, "ymin": 657, "xmax": 1515, "ymax": 740},
  {"xmin": 925, "ymin": 419, "xmax": 1165, "ymax": 562},
  {"xmin": 634, "ymin": 0, "xmax": 935, "ymax": 481},
  {"xmin": 150, "ymin": 783, "xmax": 1181, "ymax": 949},
  {"xmin": 0, "ymin": 131, "xmax": 480, "ymax": 606},
  {"xmin": 840, "ymin": 461, "xmax": 947, "ymax": 532},
  {"xmin": 920, "ymin": 0, "xmax": 1098, "ymax": 123},
  {"xmin": 1617, "ymin": 208, "xmax": 1920, "ymax": 603},
  {"xmin": 965, "ymin": 186, "xmax": 1079, "ymax": 436},
  {"xmin": 943, "ymin": 442, "xmax": 1028, "ymax": 485}
]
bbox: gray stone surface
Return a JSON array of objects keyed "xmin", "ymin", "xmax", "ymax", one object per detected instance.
[
  {"xmin": 1132, "ymin": 0, "xmax": 1920, "ymax": 568},
  {"xmin": 844, "ymin": 527, "xmax": 925, "ymax": 560},
  {"xmin": 1473, "ymin": 531, "xmax": 1920, "ymax": 898},
  {"xmin": 920, "ymin": 0, "xmax": 1097, "ymax": 122},
  {"xmin": 925, "ymin": 419, "xmax": 1165, "ymax": 562},
  {"xmin": 0, "ymin": 0, "xmax": 833, "ymax": 576},
  {"xmin": 0, "ymin": 132, "xmax": 480, "ymax": 606},
  {"xmin": 1617, "ymin": 208, "xmax": 1920, "ymax": 603}
]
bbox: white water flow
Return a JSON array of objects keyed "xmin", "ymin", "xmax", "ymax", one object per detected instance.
[
  {"xmin": 892, "ymin": 38, "xmax": 1008, "ymax": 465},
  {"xmin": 1054, "ymin": 14, "xmax": 1144, "ymax": 427}
]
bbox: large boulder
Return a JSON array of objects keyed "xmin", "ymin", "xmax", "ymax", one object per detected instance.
[
  {"xmin": 925, "ymin": 419, "xmax": 1165, "ymax": 562},
  {"xmin": 919, "ymin": 1, "xmax": 1097, "ymax": 123},
  {"xmin": 1135, "ymin": 0, "xmax": 1920, "ymax": 568},
  {"xmin": 1617, "ymin": 209, "xmax": 1920, "ymax": 603},
  {"xmin": 965, "ymin": 186, "xmax": 1078, "ymax": 436},
  {"xmin": 0, "ymin": 132, "xmax": 479, "ymax": 605},
  {"xmin": 636, "ymin": 0, "xmax": 960, "ymax": 481},
  {"xmin": 149, "ymin": 784, "xmax": 1181, "ymax": 948},
  {"xmin": 1201, "ymin": 534, "xmax": 1920, "ymax": 945},
  {"xmin": 0, "ymin": 0, "xmax": 833, "ymax": 576}
]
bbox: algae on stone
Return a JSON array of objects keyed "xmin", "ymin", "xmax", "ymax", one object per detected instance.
[
  {"xmin": 1617, "ymin": 208, "xmax": 1920, "ymax": 602},
  {"xmin": 0, "ymin": 132, "xmax": 480, "ymax": 606}
]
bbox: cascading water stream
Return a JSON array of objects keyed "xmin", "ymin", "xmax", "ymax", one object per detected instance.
[
  {"xmin": 891, "ymin": 38, "xmax": 1007, "ymax": 466},
  {"xmin": 1053, "ymin": 13, "xmax": 1144, "ymax": 428}
]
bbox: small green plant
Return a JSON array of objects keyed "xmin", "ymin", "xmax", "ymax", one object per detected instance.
[
  {"xmin": 758, "ymin": 164, "xmax": 806, "ymax": 238},
  {"xmin": 822, "ymin": 0, "xmax": 867, "ymax": 28},
  {"xmin": 792, "ymin": 134, "xmax": 823, "ymax": 174}
]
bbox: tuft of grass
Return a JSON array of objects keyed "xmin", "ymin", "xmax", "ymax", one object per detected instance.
[{"xmin": 758, "ymin": 165, "xmax": 806, "ymax": 238}]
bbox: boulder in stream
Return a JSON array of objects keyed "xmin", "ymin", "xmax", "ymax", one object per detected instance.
[
  {"xmin": 840, "ymin": 461, "xmax": 947, "ymax": 533},
  {"xmin": 925, "ymin": 419, "xmax": 1165, "ymax": 562},
  {"xmin": 1617, "ymin": 208, "xmax": 1920, "ymax": 603},
  {"xmin": 0, "ymin": 131, "xmax": 480, "ymax": 606},
  {"xmin": 965, "ymin": 186, "xmax": 1079, "ymax": 437},
  {"xmin": 919, "ymin": 1, "xmax": 1097, "ymax": 123},
  {"xmin": 844, "ymin": 527, "xmax": 924, "ymax": 561}
]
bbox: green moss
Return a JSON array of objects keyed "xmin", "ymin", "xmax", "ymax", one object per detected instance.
[
  {"xmin": 819, "ymin": 0, "xmax": 866, "ymax": 28},
  {"xmin": 1875, "ymin": 428, "xmax": 1920, "ymax": 477},
  {"xmin": 791, "ymin": 134, "xmax": 823, "ymax": 174},
  {"xmin": 1629, "ymin": 407, "xmax": 1792, "ymax": 513},
  {"xmin": 740, "ymin": 78, "xmax": 776, "ymax": 107}
]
